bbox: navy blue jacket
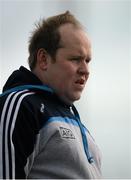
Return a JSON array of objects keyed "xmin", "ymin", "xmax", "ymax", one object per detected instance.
[{"xmin": 0, "ymin": 66, "xmax": 102, "ymax": 179}]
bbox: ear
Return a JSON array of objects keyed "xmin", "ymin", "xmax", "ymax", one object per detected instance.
[{"xmin": 36, "ymin": 48, "xmax": 49, "ymax": 70}]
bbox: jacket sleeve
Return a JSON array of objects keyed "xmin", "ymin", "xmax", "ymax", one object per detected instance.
[{"xmin": 0, "ymin": 91, "xmax": 40, "ymax": 179}]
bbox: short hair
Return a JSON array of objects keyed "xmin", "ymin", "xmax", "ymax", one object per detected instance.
[{"xmin": 28, "ymin": 11, "xmax": 82, "ymax": 70}]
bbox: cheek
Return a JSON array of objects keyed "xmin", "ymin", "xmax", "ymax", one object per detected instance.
[
  {"xmin": 50, "ymin": 62, "xmax": 77, "ymax": 85},
  {"xmin": 60, "ymin": 67, "xmax": 75, "ymax": 82},
  {"xmin": 62, "ymin": 63, "xmax": 77, "ymax": 76},
  {"xmin": 56, "ymin": 69, "xmax": 74, "ymax": 89}
]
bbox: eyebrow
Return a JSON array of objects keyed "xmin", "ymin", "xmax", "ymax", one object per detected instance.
[{"xmin": 69, "ymin": 55, "xmax": 92, "ymax": 61}]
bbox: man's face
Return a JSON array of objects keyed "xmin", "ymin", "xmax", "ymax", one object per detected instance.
[{"xmin": 44, "ymin": 24, "xmax": 91, "ymax": 104}]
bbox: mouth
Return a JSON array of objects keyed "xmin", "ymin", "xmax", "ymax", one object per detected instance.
[
  {"xmin": 75, "ymin": 79, "xmax": 85, "ymax": 88},
  {"xmin": 75, "ymin": 78, "xmax": 85, "ymax": 84}
]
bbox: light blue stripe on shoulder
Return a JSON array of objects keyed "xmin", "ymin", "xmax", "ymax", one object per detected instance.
[
  {"xmin": 45, "ymin": 116, "xmax": 79, "ymax": 127},
  {"xmin": 44, "ymin": 116, "xmax": 88, "ymax": 132},
  {"xmin": 45, "ymin": 116, "xmax": 88, "ymax": 131},
  {"xmin": 0, "ymin": 85, "xmax": 53, "ymax": 97}
]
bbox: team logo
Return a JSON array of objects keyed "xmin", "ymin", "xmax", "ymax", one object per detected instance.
[
  {"xmin": 40, "ymin": 103, "xmax": 45, "ymax": 113},
  {"xmin": 59, "ymin": 127, "xmax": 75, "ymax": 139}
]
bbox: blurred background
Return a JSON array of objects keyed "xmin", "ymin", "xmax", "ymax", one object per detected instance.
[{"xmin": 0, "ymin": 0, "xmax": 130, "ymax": 178}]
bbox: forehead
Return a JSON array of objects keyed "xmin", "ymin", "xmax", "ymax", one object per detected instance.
[{"xmin": 58, "ymin": 24, "xmax": 91, "ymax": 55}]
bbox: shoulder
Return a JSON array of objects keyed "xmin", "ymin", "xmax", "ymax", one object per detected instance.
[{"xmin": 0, "ymin": 89, "xmax": 46, "ymax": 130}]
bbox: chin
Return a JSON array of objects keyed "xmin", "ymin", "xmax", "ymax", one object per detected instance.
[
  {"xmin": 64, "ymin": 93, "xmax": 82, "ymax": 105},
  {"xmin": 72, "ymin": 94, "xmax": 81, "ymax": 102}
]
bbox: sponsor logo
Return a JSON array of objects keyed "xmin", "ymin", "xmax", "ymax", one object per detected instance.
[{"xmin": 59, "ymin": 127, "xmax": 75, "ymax": 139}]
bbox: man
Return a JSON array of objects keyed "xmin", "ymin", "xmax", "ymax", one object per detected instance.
[{"xmin": 0, "ymin": 11, "xmax": 102, "ymax": 179}]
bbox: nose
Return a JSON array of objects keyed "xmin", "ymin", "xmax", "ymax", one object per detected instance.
[{"xmin": 77, "ymin": 61, "xmax": 90, "ymax": 77}]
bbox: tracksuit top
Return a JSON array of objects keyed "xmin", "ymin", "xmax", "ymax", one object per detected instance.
[{"xmin": 0, "ymin": 66, "xmax": 102, "ymax": 179}]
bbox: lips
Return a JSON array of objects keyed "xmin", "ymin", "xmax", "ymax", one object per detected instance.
[{"xmin": 75, "ymin": 79, "xmax": 85, "ymax": 85}]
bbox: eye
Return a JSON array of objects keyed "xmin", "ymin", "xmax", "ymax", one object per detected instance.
[{"xmin": 69, "ymin": 57, "xmax": 81, "ymax": 63}]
